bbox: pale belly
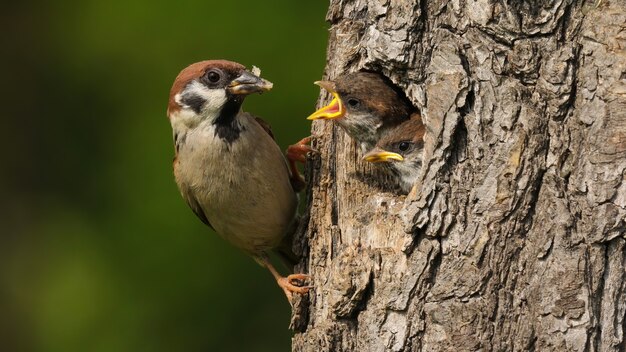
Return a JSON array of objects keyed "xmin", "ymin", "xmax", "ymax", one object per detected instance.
[{"xmin": 175, "ymin": 116, "xmax": 297, "ymax": 254}]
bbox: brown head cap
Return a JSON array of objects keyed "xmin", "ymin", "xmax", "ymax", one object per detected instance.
[
  {"xmin": 377, "ymin": 113, "xmax": 426, "ymax": 149},
  {"xmin": 334, "ymin": 72, "xmax": 415, "ymax": 125},
  {"xmin": 167, "ymin": 60, "xmax": 246, "ymax": 115}
]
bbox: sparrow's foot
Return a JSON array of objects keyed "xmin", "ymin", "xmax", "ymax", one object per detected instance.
[
  {"xmin": 258, "ymin": 254, "xmax": 312, "ymax": 304},
  {"xmin": 287, "ymin": 136, "xmax": 315, "ymax": 162},
  {"xmin": 287, "ymin": 136, "xmax": 317, "ymax": 192},
  {"xmin": 276, "ymin": 274, "xmax": 312, "ymax": 303}
]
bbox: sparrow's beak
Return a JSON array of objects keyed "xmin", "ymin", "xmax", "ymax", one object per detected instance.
[
  {"xmin": 363, "ymin": 149, "xmax": 404, "ymax": 163},
  {"xmin": 307, "ymin": 80, "xmax": 345, "ymax": 120},
  {"xmin": 228, "ymin": 71, "xmax": 273, "ymax": 95}
]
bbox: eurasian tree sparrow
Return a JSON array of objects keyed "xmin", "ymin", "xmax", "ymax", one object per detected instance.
[
  {"xmin": 167, "ymin": 60, "xmax": 310, "ymax": 302},
  {"xmin": 307, "ymin": 72, "xmax": 415, "ymax": 153},
  {"xmin": 362, "ymin": 113, "xmax": 425, "ymax": 193}
]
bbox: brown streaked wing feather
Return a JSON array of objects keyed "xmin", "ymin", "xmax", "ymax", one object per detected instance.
[
  {"xmin": 185, "ymin": 193, "xmax": 214, "ymax": 229},
  {"xmin": 250, "ymin": 115, "xmax": 305, "ymax": 192},
  {"xmin": 252, "ymin": 115, "xmax": 275, "ymax": 140}
]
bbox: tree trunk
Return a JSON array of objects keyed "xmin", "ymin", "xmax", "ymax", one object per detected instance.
[{"xmin": 291, "ymin": 0, "xmax": 626, "ymax": 351}]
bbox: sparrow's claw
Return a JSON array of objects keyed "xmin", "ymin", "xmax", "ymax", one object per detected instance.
[
  {"xmin": 277, "ymin": 274, "xmax": 312, "ymax": 303},
  {"xmin": 288, "ymin": 273, "xmax": 311, "ymax": 287},
  {"xmin": 258, "ymin": 255, "xmax": 312, "ymax": 304},
  {"xmin": 286, "ymin": 136, "xmax": 317, "ymax": 162},
  {"xmin": 286, "ymin": 136, "xmax": 316, "ymax": 192}
]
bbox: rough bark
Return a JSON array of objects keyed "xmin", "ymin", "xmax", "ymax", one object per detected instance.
[{"xmin": 291, "ymin": 0, "xmax": 626, "ymax": 351}]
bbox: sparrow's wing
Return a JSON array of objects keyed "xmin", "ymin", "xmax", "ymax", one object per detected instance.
[
  {"xmin": 248, "ymin": 113, "xmax": 305, "ymax": 191},
  {"xmin": 184, "ymin": 193, "xmax": 214, "ymax": 230},
  {"xmin": 251, "ymin": 115, "xmax": 309, "ymax": 193},
  {"xmin": 252, "ymin": 116, "xmax": 275, "ymax": 140},
  {"xmin": 175, "ymin": 161, "xmax": 214, "ymax": 230}
]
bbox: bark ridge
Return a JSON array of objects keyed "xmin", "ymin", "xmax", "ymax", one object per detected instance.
[{"xmin": 293, "ymin": 1, "xmax": 626, "ymax": 351}]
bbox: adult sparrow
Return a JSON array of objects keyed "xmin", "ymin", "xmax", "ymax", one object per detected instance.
[{"xmin": 167, "ymin": 60, "xmax": 309, "ymax": 302}]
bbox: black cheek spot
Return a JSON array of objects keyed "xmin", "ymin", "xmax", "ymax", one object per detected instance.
[{"xmin": 181, "ymin": 93, "xmax": 205, "ymax": 114}]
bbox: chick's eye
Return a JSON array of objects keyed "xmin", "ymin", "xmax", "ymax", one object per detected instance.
[
  {"xmin": 206, "ymin": 70, "xmax": 221, "ymax": 83},
  {"xmin": 347, "ymin": 98, "xmax": 360, "ymax": 107},
  {"xmin": 398, "ymin": 141, "xmax": 412, "ymax": 152}
]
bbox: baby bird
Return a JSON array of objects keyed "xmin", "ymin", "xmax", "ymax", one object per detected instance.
[
  {"xmin": 362, "ymin": 113, "xmax": 426, "ymax": 193},
  {"xmin": 167, "ymin": 60, "xmax": 309, "ymax": 303},
  {"xmin": 307, "ymin": 72, "xmax": 414, "ymax": 152}
]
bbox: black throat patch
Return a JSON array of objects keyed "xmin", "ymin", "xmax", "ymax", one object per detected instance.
[{"xmin": 213, "ymin": 97, "xmax": 244, "ymax": 145}]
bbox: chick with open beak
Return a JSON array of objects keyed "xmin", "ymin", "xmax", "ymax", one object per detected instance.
[
  {"xmin": 307, "ymin": 72, "xmax": 415, "ymax": 153},
  {"xmin": 363, "ymin": 113, "xmax": 426, "ymax": 193}
]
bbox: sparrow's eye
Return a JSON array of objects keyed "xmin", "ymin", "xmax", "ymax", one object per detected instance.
[
  {"xmin": 398, "ymin": 141, "xmax": 412, "ymax": 152},
  {"xmin": 206, "ymin": 70, "xmax": 221, "ymax": 83},
  {"xmin": 206, "ymin": 71, "xmax": 222, "ymax": 83},
  {"xmin": 346, "ymin": 98, "xmax": 360, "ymax": 107}
]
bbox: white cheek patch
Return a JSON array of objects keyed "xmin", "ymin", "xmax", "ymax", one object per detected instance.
[
  {"xmin": 171, "ymin": 81, "xmax": 230, "ymax": 131},
  {"xmin": 192, "ymin": 81, "xmax": 228, "ymax": 113},
  {"xmin": 187, "ymin": 81, "xmax": 227, "ymax": 115},
  {"xmin": 176, "ymin": 80, "xmax": 228, "ymax": 115},
  {"xmin": 170, "ymin": 109, "xmax": 200, "ymax": 133},
  {"xmin": 174, "ymin": 92, "xmax": 185, "ymax": 107}
]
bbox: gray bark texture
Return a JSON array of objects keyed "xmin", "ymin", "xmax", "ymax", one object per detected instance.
[{"xmin": 291, "ymin": 0, "xmax": 626, "ymax": 351}]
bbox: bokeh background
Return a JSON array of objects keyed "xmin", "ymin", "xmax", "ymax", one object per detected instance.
[{"xmin": 1, "ymin": 1, "xmax": 328, "ymax": 351}]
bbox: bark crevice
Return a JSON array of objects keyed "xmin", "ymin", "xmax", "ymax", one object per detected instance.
[{"xmin": 293, "ymin": 1, "xmax": 626, "ymax": 351}]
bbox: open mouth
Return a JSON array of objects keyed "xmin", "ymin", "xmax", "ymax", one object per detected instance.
[{"xmin": 307, "ymin": 81, "xmax": 345, "ymax": 120}]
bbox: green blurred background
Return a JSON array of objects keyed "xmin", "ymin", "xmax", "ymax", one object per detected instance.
[{"xmin": 1, "ymin": 1, "xmax": 328, "ymax": 351}]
